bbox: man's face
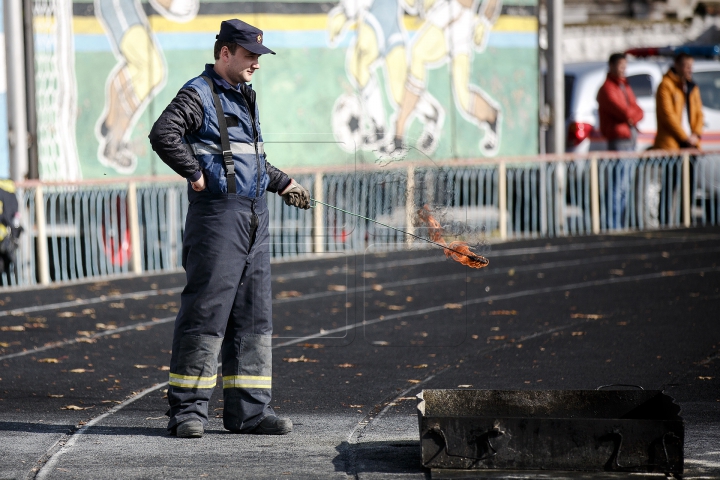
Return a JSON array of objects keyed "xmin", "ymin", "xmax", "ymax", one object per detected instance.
[
  {"xmin": 610, "ymin": 58, "xmax": 627, "ymax": 79},
  {"xmin": 224, "ymin": 45, "xmax": 260, "ymax": 84},
  {"xmin": 676, "ymin": 58, "xmax": 694, "ymax": 82}
]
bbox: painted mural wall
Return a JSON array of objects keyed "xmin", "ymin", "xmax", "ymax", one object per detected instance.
[{"xmin": 38, "ymin": 0, "xmax": 538, "ymax": 180}]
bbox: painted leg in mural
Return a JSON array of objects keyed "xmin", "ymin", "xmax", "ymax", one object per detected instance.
[
  {"xmin": 95, "ymin": 0, "xmax": 166, "ymax": 174},
  {"xmin": 148, "ymin": 0, "xmax": 199, "ymax": 23},
  {"xmin": 347, "ymin": 23, "xmax": 387, "ymax": 148},
  {"xmin": 389, "ymin": 24, "xmax": 446, "ymax": 157}
]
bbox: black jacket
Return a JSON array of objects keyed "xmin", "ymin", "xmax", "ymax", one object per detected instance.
[{"xmin": 148, "ymin": 86, "xmax": 290, "ymax": 193}]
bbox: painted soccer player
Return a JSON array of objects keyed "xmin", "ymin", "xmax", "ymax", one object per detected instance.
[
  {"xmin": 328, "ymin": 0, "xmax": 444, "ymax": 155},
  {"xmin": 94, "ymin": 0, "xmax": 198, "ymax": 173},
  {"xmin": 390, "ymin": 0, "xmax": 503, "ymax": 157}
]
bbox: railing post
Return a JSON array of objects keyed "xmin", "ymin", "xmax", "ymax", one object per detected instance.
[
  {"xmin": 498, "ymin": 161, "xmax": 507, "ymax": 240},
  {"xmin": 682, "ymin": 152, "xmax": 691, "ymax": 228},
  {"xmin": 127, "ymin": 181, "xmax": 142, "ymax": 274},
  {"xmin": 313, "ymin": 171, "xmax": 324, "ymax": 254},
  {"xmin": 405, "ymin": 164, "xmax": 415, "ymax": 244},
  {"xmin": 590, "ymin": 156, "xmax": 600, "ymax": 234},
  {"xmin": 34, "ymin": 185, "xmax": 50, "ymax": 285}
]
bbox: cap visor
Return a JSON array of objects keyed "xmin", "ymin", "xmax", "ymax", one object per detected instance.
[{"xmin": 242, "ymin": 43, "xmax": 276, "ymax": 55}]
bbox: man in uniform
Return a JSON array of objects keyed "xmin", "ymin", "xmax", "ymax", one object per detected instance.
[{"xmin": 149, "ymin": 19, "xmax": 311, "ymax": 438}]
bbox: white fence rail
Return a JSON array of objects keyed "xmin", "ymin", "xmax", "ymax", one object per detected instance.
[{"xmin": 2, "ymin": 151, "xmax": 718, "ymax": 288}]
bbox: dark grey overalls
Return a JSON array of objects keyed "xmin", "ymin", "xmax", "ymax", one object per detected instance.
[{"xmin": 166, "ymin": 67, "xmax": 277, "ymax": 433}]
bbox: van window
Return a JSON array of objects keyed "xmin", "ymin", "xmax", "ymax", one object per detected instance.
[
  {"xmin": 627, "ymin": 74, "xmax": 653, "ymax": 97},
  {"xmin": 693, "ymin": 71, "xmax": 720, "ymax": 111}
]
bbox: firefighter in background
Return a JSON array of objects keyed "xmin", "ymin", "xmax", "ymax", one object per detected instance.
[
  {"xmin": 94, "ymin": 0, "xmax": 198, "ymax": 173},
  {"xmin": 328, "ymin": 0, "xmax": 444, "ymax": 155},
  {"xmin": 390, "ymin": 0, "xmax": 503, "ymax": 157}
]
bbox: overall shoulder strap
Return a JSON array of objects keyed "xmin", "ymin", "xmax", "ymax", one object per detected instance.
[{"xmin": 201, "ymin": 75, "xmax": 235, "ymax": 194}]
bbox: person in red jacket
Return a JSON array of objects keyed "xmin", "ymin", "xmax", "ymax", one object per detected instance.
[{"xmin": 597, "ymin": 53, "xmax": 644, "ymax": 151}]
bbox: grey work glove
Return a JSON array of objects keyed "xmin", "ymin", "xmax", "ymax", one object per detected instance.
[{"xmin": 280, "ymin": 179, "xmax": 311, "ymax": 209}]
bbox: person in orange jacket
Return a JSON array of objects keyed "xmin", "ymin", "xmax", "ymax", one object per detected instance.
[
  {"xmin": 654, "ymin": 53, "xmax": 704, "ymax": 150},
  {"xmin": 597, "ymin": 53, "xmax": 644, "ymax": 151}
]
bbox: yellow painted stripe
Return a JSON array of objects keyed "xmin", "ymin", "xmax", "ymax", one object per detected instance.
[
  {"xmin": 70, "ymin": 14, "xmax": 535, "ymax": 35},
  {"xmin": 169, "ymin": 373, "xmax": 217, "ymax": 381}
]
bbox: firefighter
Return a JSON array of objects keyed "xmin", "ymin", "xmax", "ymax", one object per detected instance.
[{"xmin": 148, "ymin": 19, "xmax": 310, "ymax": 438}]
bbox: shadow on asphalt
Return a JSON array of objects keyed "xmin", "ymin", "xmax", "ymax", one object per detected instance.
[
  {"xmin": 333, "ymin": 440, "xmax": 430, "ymax": 478},
  {"xmin": 0, "ymin": 422, "xmax": 74, "ymax": 434}
]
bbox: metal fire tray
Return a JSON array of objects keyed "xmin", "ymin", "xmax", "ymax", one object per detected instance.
[{"xmin": 417, "ymin": 389, "xmax": 683, "ymax": 475}]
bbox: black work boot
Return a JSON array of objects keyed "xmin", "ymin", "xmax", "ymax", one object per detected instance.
[
  {"xmin": 176, "ymin": 419, "xmax": 204, "ymax": 438},
  {"xmin": 250, "ymin": 415, "xmax": 293, "ymax": 435}
]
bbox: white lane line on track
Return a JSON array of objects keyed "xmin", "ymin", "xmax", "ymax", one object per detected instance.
[
  {"xmin": 273, "ymin": 265, "xmax": 720, "ymax": 348},
  {"xmin": 5, "ymin": 254, "xmax": 719, "ymax": 361},
  {"xmin": 34, "ymin": 382, "xmax": 168, "ymax": 480},
  {"xmin": 7, "ymin": 234, "xmax": 718, "ymax": 318},
  {"xmin": 0, "ymin": 288, "xmax": 182, "ymax": 318}
]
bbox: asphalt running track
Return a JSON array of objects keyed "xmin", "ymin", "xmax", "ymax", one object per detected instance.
[{"xmin": 1, "ymin": 229, "xmax": 719, "ymax": 479}]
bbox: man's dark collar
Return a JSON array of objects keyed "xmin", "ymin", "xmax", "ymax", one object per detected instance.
[{"xmin": 204, "ymin": 64, "xmax": 253, "ymax": 92}]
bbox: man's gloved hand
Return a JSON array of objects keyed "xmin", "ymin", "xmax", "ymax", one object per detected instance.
[{"xmin": 280, "ymin": 179, "xmax": 311, "ymax": 209}]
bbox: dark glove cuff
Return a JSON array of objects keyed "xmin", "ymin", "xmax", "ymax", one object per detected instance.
[{"xmin": 187, "ymin": 170, "xmax": 202, "ymax": 183}]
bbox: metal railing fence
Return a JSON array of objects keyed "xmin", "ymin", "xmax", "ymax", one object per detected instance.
[{"xmin": 2, "ymin": 150, "xmax": 718, "ymax": 288}]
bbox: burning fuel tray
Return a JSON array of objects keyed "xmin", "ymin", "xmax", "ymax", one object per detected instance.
[{"xmin": 417, "ymin": 389, "xmax": 683, "ymax": 475}]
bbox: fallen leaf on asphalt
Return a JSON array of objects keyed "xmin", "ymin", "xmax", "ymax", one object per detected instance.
[
  {"xmin": 458, "ymin": 385, "xmax": 472, "ymax": 388},
  {"xmin": 110, "ymin": 334, "xmax": 121, "ymax": 339},
  {"xmin": 571, "ymin": 313, "xmax": 603, "ymax": 320},
  {"xmin": 282, "ymin": 355, "xmax": 318, "ymax": 363},
  {"xmin": 158, "ymin": 366, "xmax": 170, "ymax": 371},
  {"xmin": 109, "ymin": 303, "xmax": 125, "ymax": 309},
  {"xmin": 371, "ymin": 284, "xmax": 383, "ymax": 291},
  {"xmin": 571, "ymin": 332, "xmax": 586, "ymax": 336},
  {"xmin": 135, "ymin": 326, "xmax": 148, "ymax": 331},
  {"xmin": 101, "ymin": 400, "xmax": 122, "ymax": 404},
  {"xmin": 387, "ymin": 305, "xmax": 405, "ymax": 311},
  {"xmin": 444, "ymin": 303, "xmax": 463, "ymax": 310},
  {"xmin": 275, "ymin": 290, "xmax": 302, "ymax": 299},
  {"xmin": 76, "ymin": 331, "xmax": 93, "ymax": 337},
  {"xmin": 489, "ymin": 310, "xmax": 517, "ymax": 316},
  {"xmin": 48, "ymin": 394, "xmax": 64, "ymax": 398},
  {"xmin": 24, "ymin": 322, "xmax": 48, "ymax": 329},
  {"xmin": 133, "ymin": 365, "xmax": 149, "ymax": 369},
  {"xmin": 349, "ymin": 404, "xmax": 363, "ymax": 408},
  {"xmin": 69, "ymin": 368, "xmax": 88, "ymax": 373},
  {"xmin": 301, "ymin": 343, "xmax": 324, "ymax": 349},
  {"xmin": 38, "ymin": 358, "xmax": 59, "ymax": 363},
  {"xmin": 413, "ymin": 364, "xmax": 428, "ymax": 369},
  {"xmin": 406, "ymin": 296, "xmax": 413, "ymax": 302},
  {"xmin": 76, "ymin": 338, "xmax": 96, "ymax": 344},
  {"xmin": 407, "ymin": 379, "xmax": 421, "ymax": 384},
  {"xmin": 360, "ymin": 271, "xmax": 377, "ymax": 278},
  {"xmin": 145, "ymin": 416, "xmax": 165, "ymax": 420},
  {"xmin": 57, "ymin": 312, "xmax": 76, "ymax": 318},
  {"xmin": 617, "ymin": 321, "xmax": 627, "ymax": 326},
  {"xmin": 327, "ymin": 285, "xmax": 347, "ymax": 292},
  {"xmin": 337, "ymin": 363, "xmax": 355, "ymax": 368},
  {"xmin": 698, "ymin": 376, "xmax": 713, "ymax": 380},
  {"xmin": 82, "ymin": 309, "xmax": 95, "ymax": 315},
  {"xmin": 0, "ymin": 326, "xmax": 24, "ymax": 332},
  {"xmin": 661, "ymin": 271, "xmax": 675, "ymax": 277},
  {"xmin": 62, "ymin": 405, "xmax": 86, "ymax": 410},
  {"xmin": 471, "ymin": 335, "xmax": 479, "ymax": 339},
  {"xmin": 609, "ymin": 269, "xmax": 624, "ymax": 276},
  {"xmin": 487, "ymin": 335, "xmax": 506, "ymax": 341},
  {"xmin": 0, "ymin": 342, "xmax": 8, "ymax": 347},
  {"xmin": 372, "ymin": 341, "xmax": 389, "ymax": 346},
  {"xmin": 95, "ymin": 323, "xmax": 117, "ymax": 330}
]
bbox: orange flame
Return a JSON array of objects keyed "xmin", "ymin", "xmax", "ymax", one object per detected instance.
[{"xmin": 416, "ymin": 205, "xmax": 489, "ymax": 269}]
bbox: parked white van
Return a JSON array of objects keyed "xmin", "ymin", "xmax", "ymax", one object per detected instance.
[{"xmin": 565, "ymin": 58, "xmax": 720, "ymax": 152}]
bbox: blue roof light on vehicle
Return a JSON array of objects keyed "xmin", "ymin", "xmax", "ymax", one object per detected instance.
[{"xmin": 626, "ymin": 45, "xmax": 720, "ymax": 59}]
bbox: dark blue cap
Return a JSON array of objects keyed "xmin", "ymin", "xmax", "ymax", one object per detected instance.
[{"xmin": 216, "ymin": 19, "xmax": 275, "ymax": 55}]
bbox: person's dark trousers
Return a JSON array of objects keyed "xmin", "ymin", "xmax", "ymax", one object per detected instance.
[
  {"xmin": 608, "ymin": 133, "xmax": 636, "ymax": 229},
  {"xmin": 167, "ymin": 190, "xmax": 275, "ymax": 433}
]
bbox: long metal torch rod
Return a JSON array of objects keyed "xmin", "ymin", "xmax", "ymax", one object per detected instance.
[{"xmin": 310, "ymin": 198, "xmax": 480, "ymax": 260}]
